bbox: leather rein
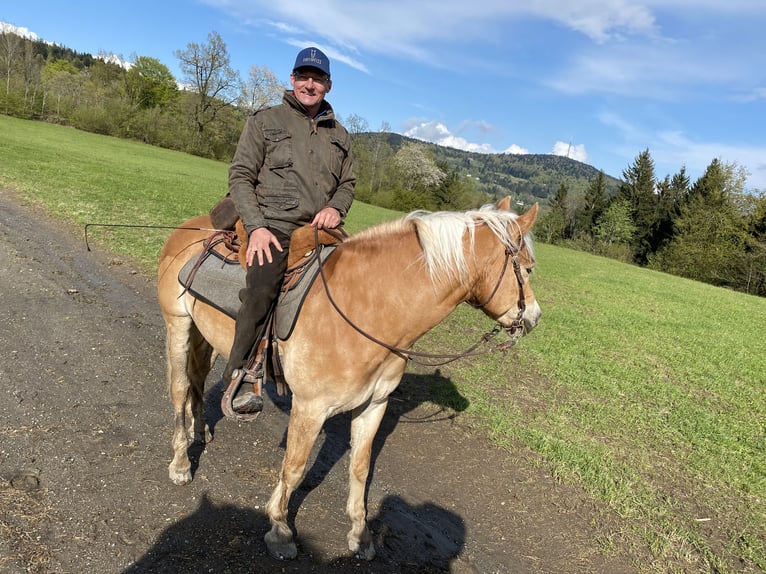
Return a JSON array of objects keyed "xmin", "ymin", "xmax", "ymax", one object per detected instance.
[{"xmin": 314, "ymin": 226, "xmax": 529, "ymax": 366}]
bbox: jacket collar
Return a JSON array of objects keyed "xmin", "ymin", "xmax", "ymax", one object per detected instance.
[{"xmin": 283, "ymin": 90, "xmax": 334, "ymax": 121}]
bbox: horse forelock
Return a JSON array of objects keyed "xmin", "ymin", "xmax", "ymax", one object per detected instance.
[{"xmin": 409, "ymin": 205, "xmax": 532, "ymax": 284}]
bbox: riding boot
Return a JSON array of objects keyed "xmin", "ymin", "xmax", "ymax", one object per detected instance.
[{"xmin": 229, "ymin": 368, "xmax": 264, "ymax": 414}]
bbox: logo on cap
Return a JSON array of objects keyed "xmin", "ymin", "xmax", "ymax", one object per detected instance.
[{"xmin": 294, "ymin": 47, "xmax": 330, "ymax": 76}]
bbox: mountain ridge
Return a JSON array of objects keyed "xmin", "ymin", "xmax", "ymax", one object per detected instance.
[{"xmin": 356, "ymin": 132, "xmax": 622, "ymax": 205}]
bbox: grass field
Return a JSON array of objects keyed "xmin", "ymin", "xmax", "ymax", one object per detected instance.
[{"xmin": 2, "ymin": 115, "xmax": 764, "ymax": 572}]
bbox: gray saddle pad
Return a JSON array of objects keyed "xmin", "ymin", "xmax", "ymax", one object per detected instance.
[{"xmin": 178, "ymin": 246, "xmax": 339, "ymax": 340}]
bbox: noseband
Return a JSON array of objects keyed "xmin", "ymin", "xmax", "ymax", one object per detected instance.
[{"xmin": 467, "ymin": 238, "xmax": 528, "ymax": 337}]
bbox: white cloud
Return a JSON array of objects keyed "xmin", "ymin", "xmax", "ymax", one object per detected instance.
[
  {"xmin": 504, "ymin": 144, "xmax": 530, "ymax": 155},
  {"xmin": 552, "ymin": 141, "xmax": 589, "ymax": 163},
  {"xmin": 204, "ymin": 0, "xmax": 664, "ymax": 65},
  {"xmin": 206, "ymin": 1, "xmax": 764, "ymax": 101},
  {"xmin": 0, "ymin": 21, "xmax": 40, "ymax": 41},
  {"xmin": 523, "ymin": 1, "xmax": 658, "ymax": 42},
  {"xmin": 403, "ymin": 120, "xmax": 530, "ymax": 155}
]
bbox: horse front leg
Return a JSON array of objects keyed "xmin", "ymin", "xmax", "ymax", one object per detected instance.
[
  {"xmin": 164, "ymin": 315, "xmax": 195, "ymax": 485},
  {"xmin": 265, "ymin": 404, "xmax": 325, "ymax": 560},
  {"xmin": 346, "ymin": 399, "xmax": 388, "ymax": 560}
]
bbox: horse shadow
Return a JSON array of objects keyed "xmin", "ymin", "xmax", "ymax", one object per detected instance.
[{"xmin": 121, "ymin": 492, "xmax": 466, "ymax": 573}]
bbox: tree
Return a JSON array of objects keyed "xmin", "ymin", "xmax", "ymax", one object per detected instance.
[
  {"xmin": 538, "ymin": 182, "xmax": 572, "ymax": 243},
  {"xmin": 575, "ymin": 170, "xmax": 608, "ymax": 241},
  {"xmin": 738, "ymin": 191, "xmax": 766, "ymax": 295},
  {"xmin": 175, "ymin": 31, "xmax": 240, "ymax": 153},
  {"xmin": 343, "ymin": 113, "xmax": 369, "ymax": 141},
  {"xmin": 41, "ymin": 59, "xmax": 82, "ymax": 120},
  {"xmin": 391, "ymin": 143, "xmax": 446, "ymax": 209},
  {"xmin": 239, "ymin": 64, "xmax": 283, "ymax": 113},
  {"xmin": 653, "ymin": 166, "xmax": 690, "ymax": 251},
  {"xmin": 593, "ymin": 198, "xmax": 636, "ymax": 260},
  {"xmin": 650, "ymin": 159, "xmax": 747, "ymax": 288},
  {"xmin": 124, "ymin": 56, "xmax": 178, "ymax": 110},
  {"xmin": 368, "ymin": 122, "xmax": 393, "ymax": 198},
  {"xmin": 1, "ymin": 31, "xmax": 22, "ymax": 110},
  {"xmin": 619, "ymin": 148, "xmax": 658, "ymax": 263},
  {"xmin": 432, "ymin": 160, "xmax": 482, "ymax": 210}
]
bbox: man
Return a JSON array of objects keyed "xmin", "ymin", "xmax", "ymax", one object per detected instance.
[{"xmin": 224, "ymin": 46, "xmax": 355, "ymax": 414}]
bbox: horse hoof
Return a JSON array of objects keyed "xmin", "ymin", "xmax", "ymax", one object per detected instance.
[
  {"xmin": 265, "ymin": 532, "xmax": 297, "ymax": 560},
  {"xmin": 353, "ymin": 542, "xmax": 376, "ymax": 561},
  {"xmin": 168, "ymin": 467, "xmax": 192, "ymax": 486}
]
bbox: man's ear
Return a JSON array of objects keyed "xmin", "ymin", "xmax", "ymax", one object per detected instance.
[{"xmin": 325, "ymin": 79, "xmax": 332, "ymax": 93}]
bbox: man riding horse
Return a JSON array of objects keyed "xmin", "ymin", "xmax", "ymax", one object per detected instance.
[{"xmin": 223, "ymin": 46, "xmax": 355, "ymax": 414}]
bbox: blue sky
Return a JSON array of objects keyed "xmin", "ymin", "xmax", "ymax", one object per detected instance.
[{"xmin": 3, "ymin": 0, "xmax": 765, "ymax": 190}]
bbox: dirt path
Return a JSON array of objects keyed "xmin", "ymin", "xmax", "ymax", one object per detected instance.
[{"xmin": 0, "ymin": 188, "xmax": 637, "ymax": 573}]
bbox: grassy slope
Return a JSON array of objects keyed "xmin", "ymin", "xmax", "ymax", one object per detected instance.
[{"xmin": 2, "ymin": 115, "xmax": 764, "ymax": 572}]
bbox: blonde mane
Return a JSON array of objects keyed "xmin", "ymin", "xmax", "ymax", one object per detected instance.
[{"xmin": 347, "ymin": 203, "xmax": 533, "ymax": 285}]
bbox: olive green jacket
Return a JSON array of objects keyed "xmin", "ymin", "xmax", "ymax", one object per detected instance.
[{"xmin": 228, "ymin": 91, "xmax": 355, "ymax": 236}]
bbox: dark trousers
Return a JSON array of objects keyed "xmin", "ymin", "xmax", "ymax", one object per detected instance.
[{"xmin": 223, "ymin": 228, "xmax": 291, "ymax": 381}]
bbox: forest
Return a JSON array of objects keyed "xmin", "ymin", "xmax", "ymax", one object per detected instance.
[{"xmin": 2, "ymin": 28, "xmax": 765, "ymax": 296}]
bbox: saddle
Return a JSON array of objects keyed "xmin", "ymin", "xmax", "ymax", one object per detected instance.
[{"xmin": 179, "ymin": 204, "xmax": 347, "ymax": 419}]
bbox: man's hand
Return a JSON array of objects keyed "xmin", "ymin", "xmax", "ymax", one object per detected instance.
[
  {"xmin": 246, "ymin": 227, "xmax": 283, "ymax": 267},
  {"xmin": 311, "ymin": 207, "xmax": 341, "ymax": 230}
]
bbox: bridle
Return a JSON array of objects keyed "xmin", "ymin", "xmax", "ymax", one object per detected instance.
[
  {"xmin": 314, "ymin": 225, "xmax": 530, "ymax": 366},
  {"xmin": 466, "ymin": 239, "xmax": 528, "ymax": 337}
]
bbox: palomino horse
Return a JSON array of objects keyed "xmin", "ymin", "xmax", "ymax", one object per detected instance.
[{"xmin": 157, "ymin": 197, "xmax": 541, "ymax": 560}]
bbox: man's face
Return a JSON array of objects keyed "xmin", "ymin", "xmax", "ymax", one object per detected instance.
[{"xmin": 290, "ymin": 67, "xmax": 331, "ymax": 111}]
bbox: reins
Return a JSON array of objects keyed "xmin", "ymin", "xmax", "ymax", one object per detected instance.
[{"xmin": 313, "ymin": 226, "xmax": 528, "ymax": 366}]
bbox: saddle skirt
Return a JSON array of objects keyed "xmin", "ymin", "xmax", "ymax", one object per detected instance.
[{"xmin": 177, "ymin": 225, "xmax": 341, "ymax": 341}]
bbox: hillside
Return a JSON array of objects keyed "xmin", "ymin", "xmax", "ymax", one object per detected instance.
[{"xmin": 357, "ymin": 132, "xmax": 622, "ymax": 206}]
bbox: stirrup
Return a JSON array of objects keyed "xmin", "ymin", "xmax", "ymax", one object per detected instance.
[{"xmin": 221, "ymin": 367, "xmax": 263, "ymax": 422}]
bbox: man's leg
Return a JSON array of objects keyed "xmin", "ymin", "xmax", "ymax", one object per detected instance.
[{"xmin": 223, "ymin": 229, "xmax": 290, "ymax": 412}]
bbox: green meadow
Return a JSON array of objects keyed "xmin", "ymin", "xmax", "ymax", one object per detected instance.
[{"xmin": 1, "ymin": 115, "xmax": 764, "ymax": 572}]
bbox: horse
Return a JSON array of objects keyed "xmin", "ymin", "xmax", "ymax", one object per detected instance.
[{"xmin": 156, "ymin": 196, "xmax": 541, "ymax": 560}]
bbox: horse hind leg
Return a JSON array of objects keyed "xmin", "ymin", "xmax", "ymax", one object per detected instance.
[
  {"xmin": 187, "ymin": 325, "xmax": 214, "ymax": 444},
  {"xmin": 346, "ymin": 399, "xmax": 388, "ymax": 560},
  {"xmin": 265, "ymin": 404, "xmax": 325, "ymax": 560},
  {"xmin": 165, "ymin": 314, "xmax": 212, "ymax": 485}
]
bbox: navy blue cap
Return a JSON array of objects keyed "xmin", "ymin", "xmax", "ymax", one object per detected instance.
[{"xmin": 293, "ymin": 47, "xmax": 330, "ymax": 77}]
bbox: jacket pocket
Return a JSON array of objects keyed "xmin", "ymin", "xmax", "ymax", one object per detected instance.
[
  {"xmin": 263, "ymin": 128, "xmax": 292, "ymax": 170},
  {"xmin": 259, "ymin": 187, "xmax": 300, "ymax": 220}
]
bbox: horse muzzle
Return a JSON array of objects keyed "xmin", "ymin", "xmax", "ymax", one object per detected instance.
[
  {"xmin": 522, "ymin": 300, "xmax": 542, "ymax": 331},
  {"xmin": 499, "ymin": 299, "xmax": 541, "ymax": 337}
]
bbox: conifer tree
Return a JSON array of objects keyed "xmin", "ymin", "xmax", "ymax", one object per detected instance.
[
  {"xmin": 651, "ymin": 159, "xmax": 746, "ymax": 288},
  {"xmin": 576, "ymin": 170, "xmax": 608, "ymax": 241},
  {"xmin": 618, "ymin": 148, "xmax": 657, "ymax": 264}
]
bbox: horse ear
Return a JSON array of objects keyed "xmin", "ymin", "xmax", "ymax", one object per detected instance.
[
  {"xmin": 515, "ymin": 202, "xmax": 539, "ymax": 234},
  {"xmin": 496, "ymin": 196, "xmax": 512, "ymax": 211}
]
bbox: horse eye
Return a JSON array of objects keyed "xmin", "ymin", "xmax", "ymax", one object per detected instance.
[{"xmin": 526, "ymin": 267, "xmax": 534, "ymax": 275}]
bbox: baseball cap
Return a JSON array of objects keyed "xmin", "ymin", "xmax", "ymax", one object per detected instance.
[{"xmin": 293, "ymin": 47, "xmax": 331, "ymax": 77}]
